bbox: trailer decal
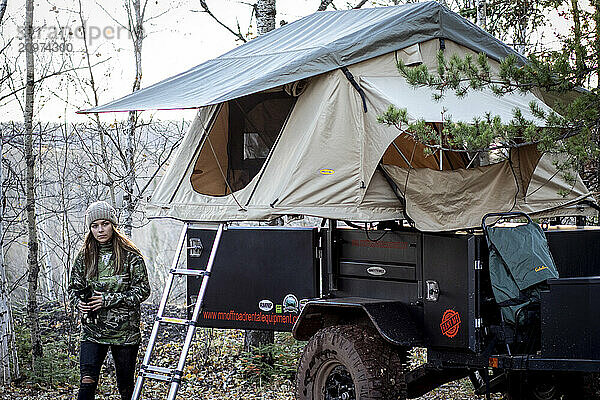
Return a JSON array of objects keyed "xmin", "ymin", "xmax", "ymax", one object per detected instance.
[
  {"xmin": 259, "ymin": 300, "xmax": 274, "ymax": 312},
  {"xmin": 440, "ymin": 309, "xmax": 461, "ymax": 338},
  {"xmin": 283, "ymin": 294, "xmax": 299, "ymax": 313},
  {"xmin": 201, "ymin": 310, "xmax": 298, "ymax": 325}
]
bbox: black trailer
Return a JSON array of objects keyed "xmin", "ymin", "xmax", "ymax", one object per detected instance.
[{"xmin": 187, "ymin": 218, "xmax": 600, "ymax": 400}]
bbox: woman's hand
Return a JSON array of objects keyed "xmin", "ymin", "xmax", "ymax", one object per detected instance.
[{"xmin": 78, "ymin": 291, "xmax": 104, "ymax": 312}]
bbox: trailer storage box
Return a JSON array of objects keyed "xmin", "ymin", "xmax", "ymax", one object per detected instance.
[
  {"xmin": 541, "ymin": 277, "xmax": 600, "ymax": 359},
  {"xmin": 187, "ymin": 226, "xmax": 320, "ymax": 331}
]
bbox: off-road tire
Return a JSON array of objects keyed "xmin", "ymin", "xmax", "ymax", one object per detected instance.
[{"xmin": 295, "ymin": 325, "xmax": 407, "ymax": 400}]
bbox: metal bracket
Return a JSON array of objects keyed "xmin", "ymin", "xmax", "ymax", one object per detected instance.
[{"xmin": 188, "ymin": 238, "xmax": 203, "ymax": 257}]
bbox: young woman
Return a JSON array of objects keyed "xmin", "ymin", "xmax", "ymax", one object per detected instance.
[{"xmin": 69, "ymin": 201, "xmax": 150, "ymax": 400}]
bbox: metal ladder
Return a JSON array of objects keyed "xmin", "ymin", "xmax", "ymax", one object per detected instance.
[{"xmin": 132, "ymin": 223, "xmax": 225, "ymax": 400}]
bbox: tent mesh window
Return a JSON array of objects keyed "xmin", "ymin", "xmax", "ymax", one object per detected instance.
[{"xmin": 191, "ymin": 91, "xmax": 296, "ymax": 196}]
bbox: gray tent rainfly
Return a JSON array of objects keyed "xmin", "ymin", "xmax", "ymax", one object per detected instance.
[
  {"xmin": 82, "ymin": 2, "xmax": 527, "ymax": 113},
  {"xmin": 81, "ymin": 2, "xmax": 594, "ymax": 231}
]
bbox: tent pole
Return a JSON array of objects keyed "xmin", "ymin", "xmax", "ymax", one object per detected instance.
[
  {"xmin": 391, "ymin": 141, "xmax": 413, "ymax": 169},
  {"xmin": 466, "ymin": 152, "xmax": 480, "ymax": 168}
]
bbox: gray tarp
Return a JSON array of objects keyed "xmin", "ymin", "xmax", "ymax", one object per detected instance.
[{"xmin": 80, "ymin": 1, "xmax": 526, "ymax": 113}]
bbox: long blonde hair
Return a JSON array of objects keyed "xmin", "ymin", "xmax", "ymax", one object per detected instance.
[{"xmin": 82, "ymin": 224, "xmax": 141, "ymax": 279}]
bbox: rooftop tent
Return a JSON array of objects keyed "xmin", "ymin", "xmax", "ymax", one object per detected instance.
[{"xmin": 85, "ymin": 3, "xmax": 595, "ymax": 231}]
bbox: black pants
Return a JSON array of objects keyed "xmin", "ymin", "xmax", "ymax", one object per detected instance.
[{"xmin": 78, "ymin": 341, "xmax": 140, "ymax": 400}]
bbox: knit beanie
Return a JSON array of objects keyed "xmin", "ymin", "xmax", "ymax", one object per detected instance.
[{"xmin": 85, "ymin": 201, "xmax": 118, "ymax": 228}]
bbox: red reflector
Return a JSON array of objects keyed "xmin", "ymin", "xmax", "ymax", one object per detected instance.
[{"xmin": 489, "ymin": 357, "xmax": 499, "ymax": 368}]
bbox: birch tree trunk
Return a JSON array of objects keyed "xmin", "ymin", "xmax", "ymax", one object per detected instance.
[
  {"xmin": 0, "ymin": 0, "xmax": 6, "ymax": 25},
  {"xmin": 24, "ymin": 0, "xmax": 43, "ymax": 371},
  {"xmin": 0, "ymin": 124, "xmax": 19, "ymax": 384},
  {"xmin": 476, "ymin": 0, "xmax": 486, "ymax": 30},
  {"xmin": 255, "ymin": 0, "xmax": 275, "ymax": 35},
  {"xmin": 475, "ymin": 0, "xmax": 489, "ymax": 167},
  {"xmin": 123, "ymin": 0, "xmax": 145, "ymax": 235}
]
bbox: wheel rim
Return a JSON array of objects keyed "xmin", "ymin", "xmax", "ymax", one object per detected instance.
[{"xmin": 316, "ymin": 361, "xmax": 356, "ymax": 400}]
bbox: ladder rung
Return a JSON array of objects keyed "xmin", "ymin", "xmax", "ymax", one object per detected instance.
[
  {"xmin": 144, "ymin": 365, "xmax": 175, "ymax": 375},
  {"xmin": 170, "ymin": 268, "xmax": 209, "ymax": 277},
  {"xmin": 156, "ymin": 317, "xmax": 191, "ymax": 325},
  {"xmin": 142, "ymin": 371, "xmax": 172, "ymax": 382}
]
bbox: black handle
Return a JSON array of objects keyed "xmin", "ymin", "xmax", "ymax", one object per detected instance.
[{"xmin": 482, "ymin": 211, "xmax": 534, "ymax": 231}]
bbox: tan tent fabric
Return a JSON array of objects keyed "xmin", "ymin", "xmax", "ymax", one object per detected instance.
[
  {"xmin": 191, "ymin": 103, "xmax": 230, "ymax": 196},
  {"xmin": 518, "ymin": 154, "xmax": 592, "ymax": 215},
  {"xmin": 509, "ymin": 144, "xmax": 542, "ymax": 198},
  {"xmin": 151, "ymin": 105, "xmax": 219, "ymax": 206},
  {"xmin": 381, "ymin": 153, "xmax": 593, "ymax": 231},
  {"xmin": 382, "ymin": 162, "xmax": 518, "ymax": 231}
]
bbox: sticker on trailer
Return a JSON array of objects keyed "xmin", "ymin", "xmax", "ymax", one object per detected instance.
[
  {"xmin": 440, "ymin": 309, "xmax": 461, "ymax": 338},
  {"xmin": 283, "ymin": 294, "xmax": 299, "ymax": 313},
  {"xmin": 258, "ymin": 299, "xmax": 274, "ymax": 312}
]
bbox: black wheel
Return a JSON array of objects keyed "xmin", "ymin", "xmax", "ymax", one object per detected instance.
[
  {"xmin": 296, "ymin": 325, "xmax": 407, "ymax": 400},
  {"xmin": 505, "ymin": 372, "xmax": 596, "ymax": 400}
]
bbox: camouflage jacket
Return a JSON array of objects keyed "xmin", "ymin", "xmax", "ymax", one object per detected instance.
[{"xmin": 69, "ymin": 243, "xmax": 150, "ymax": 345}]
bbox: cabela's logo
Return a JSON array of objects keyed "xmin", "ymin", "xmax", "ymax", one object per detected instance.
[{"xmin": 440, "ymin": 309, "xmax": 461, "ymax": 338}]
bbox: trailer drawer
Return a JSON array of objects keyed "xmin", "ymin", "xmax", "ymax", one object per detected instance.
[
  {"xmin": 338, "ymin": 229, "xmax": 420, "ymax": 265},
  {"xmin": 541, "ymin": 277, "xmax": 600, "ymax": 359}
]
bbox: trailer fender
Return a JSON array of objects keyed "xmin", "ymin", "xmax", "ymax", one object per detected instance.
[{"xmin": 293, "ymin": 298, "xmax": 423, "ymax": 346}]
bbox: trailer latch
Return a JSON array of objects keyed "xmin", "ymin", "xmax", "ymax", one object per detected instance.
[
  {"xmin": 188, "ymin": 238, "xmax": 203, "ymax": 257},
  {"xmin": 425, "ymin": 280, "xmax": 439, "ymax": 302}
]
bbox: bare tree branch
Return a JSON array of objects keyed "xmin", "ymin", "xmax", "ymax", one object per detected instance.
[
  {"xmin": 353, "ymin": 0, "xmax": 369, "ymax": 9},
  {"xmin": 96, "ymin": 2, "xmax": 129, "ymax": 30},
  {"xmin": 196, "ymin": 0, "xmax": 247, "ymax": 42},
  {"xmin": 0, "ymin": 61, "xmax": 109, "ymax": 104}
]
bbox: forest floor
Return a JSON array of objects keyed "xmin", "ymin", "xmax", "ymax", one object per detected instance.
[{"xmin": 0, "ymin": 303, "xmax": 499, "ymax": 399}]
